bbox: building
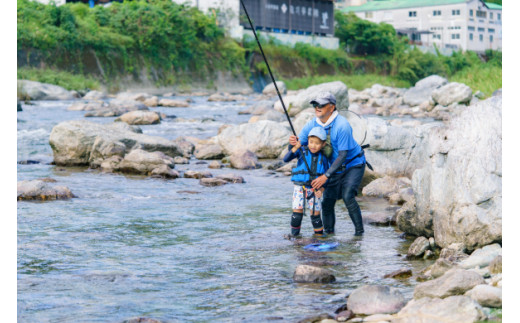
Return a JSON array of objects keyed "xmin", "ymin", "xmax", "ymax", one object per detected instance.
[
  {"xmin": 174, "ymin": 0, "xmax": 340, "ymax": 49},
  {"xmin": 341, "ymin": 0, "xmax": 502, "ymax": 52}
]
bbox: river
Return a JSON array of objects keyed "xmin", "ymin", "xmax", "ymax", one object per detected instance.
[{"xmin": 17, "ymin": 96, "xmax": 430, "ymax": 322}]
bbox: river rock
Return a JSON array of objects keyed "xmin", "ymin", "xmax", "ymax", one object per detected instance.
[
  {"xmin": 239, "ymin": 100, "xmax": 274, "ymax": 115},
  {"xmin": 183, "ymin": 171, "xmax": 212, "ymax": 179},
  {"xmin": 262, "ymin": 81, "xmax": 286, "ymax": 96},
  {"xmin": 293, "ymin": 265, "xmax": 335, "ymax": 283},
  {"xmin": 274, "ymin": 81, "xmax": 349, "ymax": 116},
  {"xmin": 255, "ymin": 110, "xmax": 286, "ymax": 123},
  {"xmin": 17, "ymin": 180, "xmax": 76, "ymax": 201},
  {"xmin": 172, "ymin": 137, "xmax": 195, "ymax": 157},
  {"xmin": 430, "ymin": 258, "xmax": 457, "ymax": 278},
  {"xmin": 395, "ymin": 197, "xmax": 434, "ymax": 237},
  {"xmin": 361, "ymin": 176, "xmax": 411, "ymax": 198},
  {"xmin": 114, "ymin": 149, "xmax": 174, "ymax": 175},
  {"xmin": 383, "ymin": 268, "xmax": 412, "ymax": 279},
  {"xmin": 158, "ymin": 98, "xmax": 189, "ymax": 107},
  {"xmin": 85, "ymin": 99, "xmax": 149, "ymax": 117},
  {"xmin": 215, "ymin": 174, "xmax": 245, "ymax": 183},
  {"xmin": 143, "ymin": 96, "xmax": 159, "ymax": 107},
  {"xmin": 217, "ymin": 120, "xmax": 292, "ymax": 158},
  {"xmin": 363, "ymin": 118, "xmax": 440, "ymax": 178},
  {"xmin": 402, "ymin": 75, "xmax": 448, "ymax": 106},
  {"xmin": 393, "ymin": 296, "xmax": 485, "ymax": 323},
  {"xmin": 407, "ymin": 237, "xmax": 431, "ymax": 258},
  {"xmin": 362, "ymin": 212, "xmax": 393, "ymax": 226},
  {"xmin": 150, "ymin": 165, "xmax": 180, "ymax": 178},
  {"xmin": 229, "ymin": 150, "xmax": 260, "ymax": 169},
  {"xmin": 464, "ymin": 284, "xmax": 502, "ymax": 308},
  {"xmin": 173, "ymin": 156, "xmax": 189, "ymax": 164},
  {"xmin": 290, "ymin": 108, "xmax": 315, "ymax": 135},
  {"xmin": 17, "ymin": 80, "xmax": 76, "ymax": 100},
  {"xmin": 297, "ymin": 313, "xmax": 334, "ymax": 323},
  {"xmin": 194, "ymin": 143, "xmax": 225, "ymax": 160},
  {"xmin": 488, "ymin": 255, "xmax": 502, "ymax": 274},
  {"xmin": 335, "ymin": 310, "xmax": 354, "ymax": 322},
  {"xmin": 208, "ymin": 160, "xmax": 222, "ymax": 169},
  {"xmin": 83, "ymin": 90, "xmax": 106, "ymax": 100},
  {"xmin": 347, "ymin": 285, "xmax": 406, "ymax": 315},
  {"xmin": 414, "ymin": 268, "xmax": 485, "ymax": 299},
  {"xmin": 18, "ymin": 100, "xmax": 23, "ymax": 111},
  {"xmin": 115, "ymin": 92, "xmax": 153, "ymax": 102},
  {"xmin": 50, "ymin": 120, "xmax": 184, "ymax": 167},
  {"xmin": 68, "ymin": 101, "xmax": 106, "ymax": 111},
  {"xmin": 432, "ymin": 82, "xmax": 473, "ymax": 106},
  {"xmin": 199, "ymin": 178, "xmax": 228, "ymax": 187},
  {"xmin": 115, "ymin": 110, "xmax": 161, "ymax": 125},
  {"xmin": 410, "ymin": 96, "xmax": 501, "ymax": 250},
  {"xmin": 459, "ymin": 243, "xmax": 502, "ymax": 269},
  {"xmin": 208, "ymin": 92, "xmax": 244, "ymax": 102},
  {"xmin": 363, "ymin": 314, "xmax": 395, "ymax": 322}
]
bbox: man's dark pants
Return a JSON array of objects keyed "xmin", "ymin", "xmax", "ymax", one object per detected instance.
[{"xmin": 322, "ymin": 164, "xmax": 365, "ymax": 235}]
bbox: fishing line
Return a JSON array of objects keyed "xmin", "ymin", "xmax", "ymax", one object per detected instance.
[{"xmin": 240, "ymin": 0, "xmax": 316, "ymax": 181}]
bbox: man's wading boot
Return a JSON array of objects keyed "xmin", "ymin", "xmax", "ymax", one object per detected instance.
[{"xmin": 346, "ymin": 198, "xmax": 364, "ymax": 236}]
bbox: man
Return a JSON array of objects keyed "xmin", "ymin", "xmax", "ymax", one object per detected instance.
[{"xmin": 288, "ymin": 92, "xmax": 366, "ymax": 236}]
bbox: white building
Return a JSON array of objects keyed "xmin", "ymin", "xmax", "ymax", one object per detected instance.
[{"xmin": 341, "ymin": 0, "xmax": 502, "ymax": 52}]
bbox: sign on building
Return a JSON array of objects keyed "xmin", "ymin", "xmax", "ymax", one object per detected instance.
[{"xmin": 240, "ymin": 0, "xmax": 334, "ymax": 36}]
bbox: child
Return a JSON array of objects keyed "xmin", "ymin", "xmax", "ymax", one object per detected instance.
[{"xmin": 283, "ymin": 127, "xmax": 329, "ymax": 238}]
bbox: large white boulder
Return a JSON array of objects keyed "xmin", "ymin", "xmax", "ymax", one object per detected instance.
[
  {"xmin": 217, "ymin": 120, "xmax": 292, "ymax": 158},
  {"xmin": 432, "ymin": 82, "xmax": 473, "ymax": 106},
  {"xmin": 17, "ymin": 80, "xmax": 76, "ymax": 100},
  {"xmin": 262, "ymin": 81, "xmax": 286, "ymax": 96},
  {"xmin": 411, "ymin": 96, "xmax": 501, "ymax": 250},
  {"xmin": 403, "ymin": 75, "xmax": 448, "ymax": 106},
  {"xmin": 49, "ymin": 120, "xmax": 185, "ymax": 167},
  {"xmin": 274, "ymin": 81, "xmax": 349, "ymax": 116},
  {"xmin": 394, "ymin": 296, "xmax": 486, "ymax": 323}
]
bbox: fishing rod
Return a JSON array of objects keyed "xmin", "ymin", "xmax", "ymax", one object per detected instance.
[{"xmin": 240, "ymin": 0, "xmax": 317, "ymax": 188}]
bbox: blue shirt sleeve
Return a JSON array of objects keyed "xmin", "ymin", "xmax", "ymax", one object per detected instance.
[{"xmin": 336, "ymin": 122, "xmax": 353, "ymax": 152}]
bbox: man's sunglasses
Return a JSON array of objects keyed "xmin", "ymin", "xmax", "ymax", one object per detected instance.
[{"xmin": 312, "ymin": 102, "xmax": 328, "ymax": 109}]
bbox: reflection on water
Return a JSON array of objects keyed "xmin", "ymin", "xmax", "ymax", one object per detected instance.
[{"xmin": 18, "ymin": 98, "xmax": 427, "ymax": 322}]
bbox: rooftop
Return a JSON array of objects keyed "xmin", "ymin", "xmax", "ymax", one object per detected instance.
[{"xmin": 341, "ymin": 0, "xmax": 502, "ymax": 12}]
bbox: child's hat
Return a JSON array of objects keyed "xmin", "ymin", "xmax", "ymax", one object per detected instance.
[{"xmin": 308, "ymin": 127, "xmax": 327, "ymax": 141}]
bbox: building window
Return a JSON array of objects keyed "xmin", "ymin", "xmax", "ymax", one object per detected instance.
[
  {"xmin": 478, "ymin": 27, "xmax": 485, "ymax": 32},
  {"xmin": 476, "ymin": 10, "xmax": 487, "ymax": 18},
  {"xmin": 469, "ymin": 9, "xmax": 473, "ymax": 16},
  {"xmin": 468, "ymin": 26, "xmax": 475, "ymax": 31},
  {"xmin": 490, "ymin": 12, "xmax": 493, "ymax": 20},
  {"xmin": 451, "ymin": 33, "xmax": 460, "ymax": 39},
  {"xmin": 452, "ymin": 9, "xmax": 460, "ymax": 15},
  {"xmin": 433, "ymin": 34, "xmax": 441, "ymax": 40},
  {"xmin": 488, "ymin": 28, "xmax": 495, "ymax": 33},
  {"xmin": 479, "ymin": 34, "xmax": 483, "ymax": 42},
  {"xmin": 409, "ymin": 11, "xmax": 417, "ymax": 17},
  {"xmin": 498, "ymin": 13, "xmax": 501, "ymax": 20},
  {"xmin": 490, "ymin": 35, "xmax": 493, "ymax": 43},
  {"xmin": 469, "ymin": 33, "xmax": 473, "ymax": 41},
  {"xmin": 433, "ymin": 10, "xmax": 441, "ymax": 16},
  {"xmin": 365, "ymin": 12, "xmax": 373, "ymax": 18}
]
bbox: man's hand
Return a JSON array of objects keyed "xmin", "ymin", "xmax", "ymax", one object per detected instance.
[
  {"xmin": 311, "ymin": 175, "xmax": 328, "ymax": 190},
  {"xmin": 289, "ymin": 135, "xmax": 299, "ymax": 146}
]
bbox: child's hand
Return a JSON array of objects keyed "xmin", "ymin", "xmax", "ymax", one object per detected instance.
[
  {"xmin": 291, "ymin": 141, "xmax": 301, "ymax": 153},
  {"xmin": 315, "ymin": 189, "xmax": 323, "ymax": 198}
]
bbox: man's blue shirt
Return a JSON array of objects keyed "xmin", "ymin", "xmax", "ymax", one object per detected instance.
[{"xmin": 299, "ymin": 114, "xmax": 365, "ymax": 172}]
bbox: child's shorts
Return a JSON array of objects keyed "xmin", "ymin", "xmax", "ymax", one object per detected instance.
[{"xmin": 292, "ymin": 185, "xmax": 322, "ymax": 212}]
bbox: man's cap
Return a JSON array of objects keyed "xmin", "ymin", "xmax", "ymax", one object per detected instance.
[
  {"xmin": 310, "ymin": 91, "xmax": 336, "ymax": 106},
  {"xmin": 308, "ymin": 127, "xmax": 327, "ymax": 141}
]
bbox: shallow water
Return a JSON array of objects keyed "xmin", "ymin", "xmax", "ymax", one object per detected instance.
[{"xmin": 18, "ymin": 97, "xmax": 428, "ymax": 322}]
